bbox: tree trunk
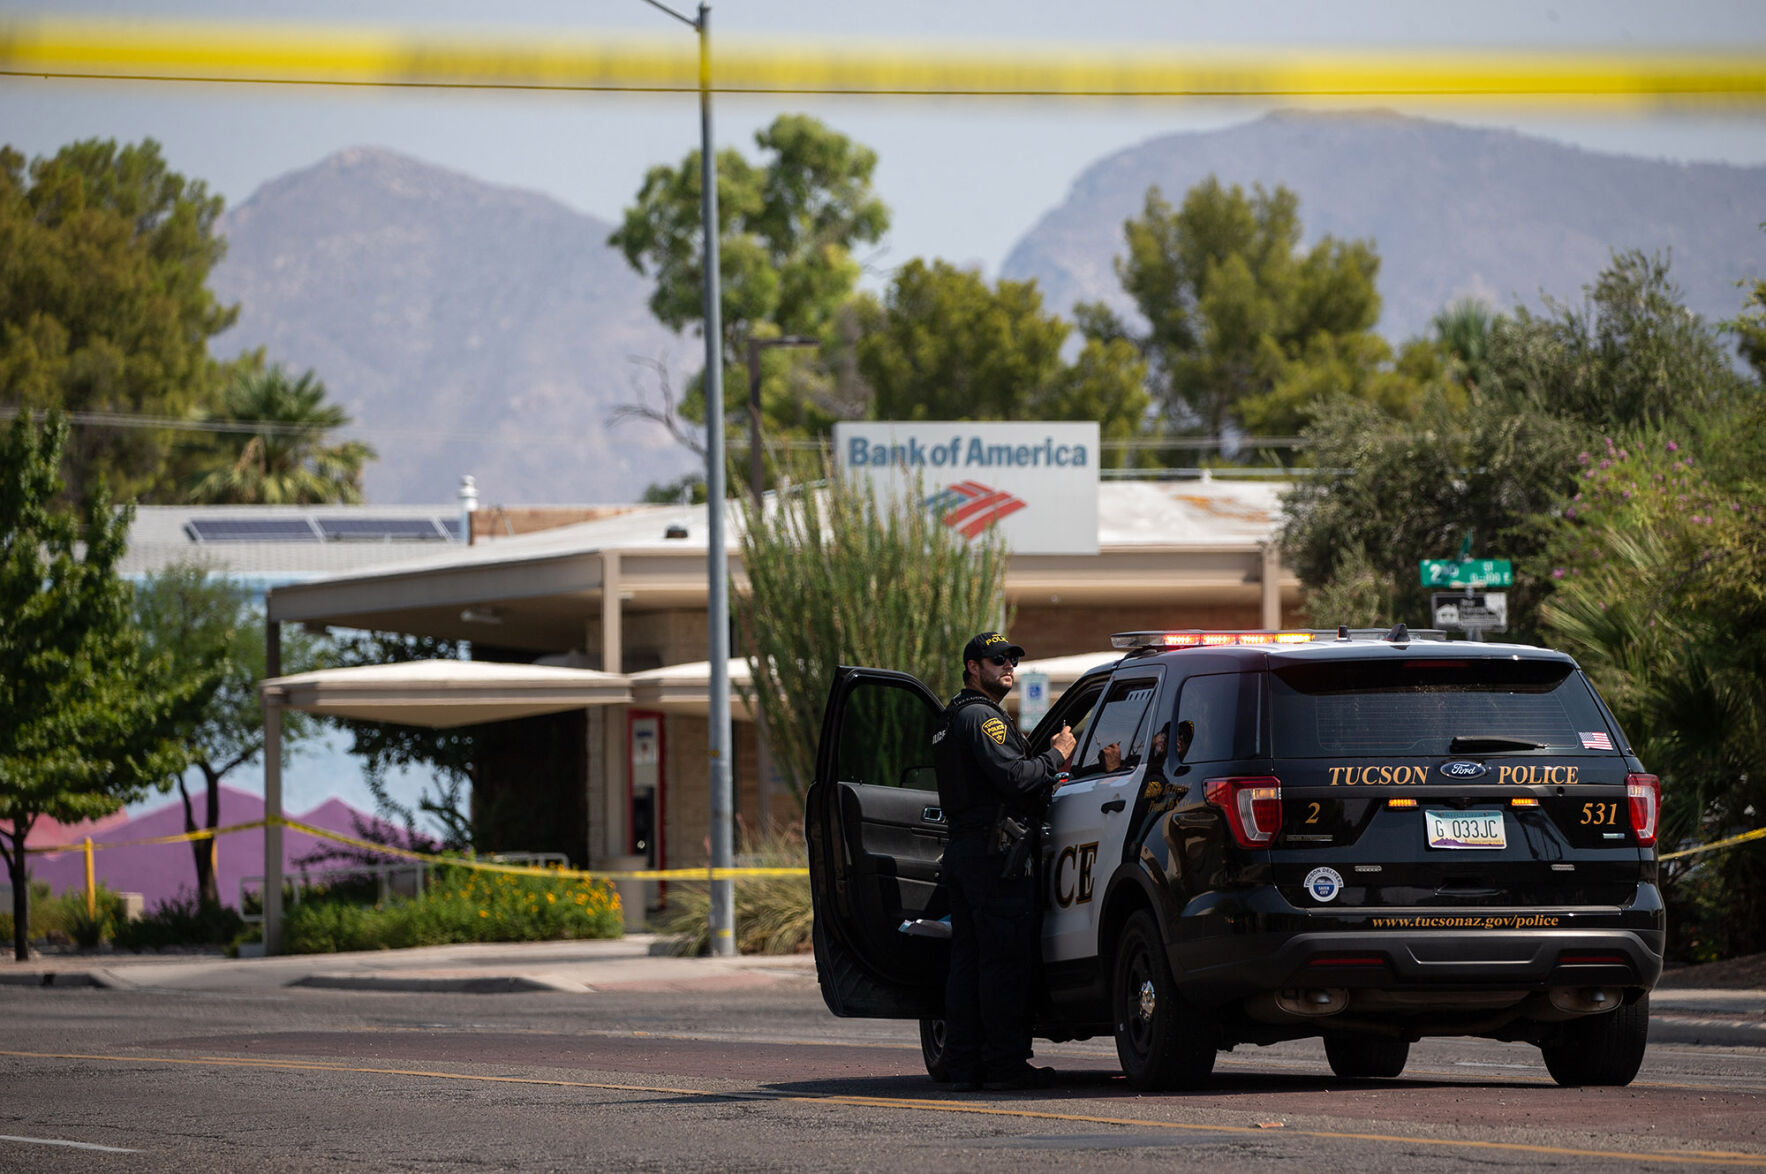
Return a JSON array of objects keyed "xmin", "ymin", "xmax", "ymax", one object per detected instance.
[
  {"xmin": 201, "ymin": 766, "xmax": 221, "ymax": 907},
  {"xmin": 180, "ymin": 765, "xmax": 223, "ymax": 908},
  {"xmin": 5, "ymin": 819, "xmax": 30, "ymax": 962}
]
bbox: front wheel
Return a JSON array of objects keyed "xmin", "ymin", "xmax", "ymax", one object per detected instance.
[
  {"xmin": 919, "ymin": 1018, "xmax": 950, "ymax": 1082},
  {"xmin": 1324, "ymin": 1033, "xmax": 1410, "ymax": 1079},
  {"xmin": 1540, "ymin": 995, "xmax": 1650, "ymax": 1087},
  {"xmin": 1111, "ymin": 910, "xmax": 1216, "ymax": 1090}
]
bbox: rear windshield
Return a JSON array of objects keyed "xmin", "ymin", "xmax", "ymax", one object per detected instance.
[{"xmin": 1270, "ymin": 658, "xmax": 1617, "ymax": 757}]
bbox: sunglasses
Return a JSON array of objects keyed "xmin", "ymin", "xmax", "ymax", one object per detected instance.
[{"xmin": 986, "ymin": 653, "xmax": 1021, "ymax": 667}]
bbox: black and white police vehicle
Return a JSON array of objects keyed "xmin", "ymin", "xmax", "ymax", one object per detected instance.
[{"xmin": 805, "ymin": 627, "xmax": 1664, "ymax": 1089}]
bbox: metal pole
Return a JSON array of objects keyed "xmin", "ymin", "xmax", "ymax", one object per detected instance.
[
  {"xmin": 698, "ymin": 2, "xmax": 735, "ymax": 958},
  {"xmin": 263, "ymin": 617, "xmax": 284, "ymax": 954}
]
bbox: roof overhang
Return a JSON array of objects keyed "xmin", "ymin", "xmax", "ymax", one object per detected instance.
[{"xmin": 259, "ymin": 660, "xmax": 632, "ymax": 728}]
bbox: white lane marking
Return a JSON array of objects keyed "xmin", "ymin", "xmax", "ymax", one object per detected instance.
[{"xmin": 0, "ymin": 1134, "xmax": 140, "ymax": 1153}]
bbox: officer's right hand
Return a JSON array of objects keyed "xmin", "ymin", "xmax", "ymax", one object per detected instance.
[{"xmin": 1052, "ymin": 724, "xmax": 1077, "ymax": 764}]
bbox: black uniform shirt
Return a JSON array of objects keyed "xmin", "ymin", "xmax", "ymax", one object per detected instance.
[{"xmin": 933, "ymin": 688, "xmax": 1066, "ymax": 838}]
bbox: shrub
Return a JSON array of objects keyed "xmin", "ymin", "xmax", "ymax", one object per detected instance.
[
  {"xmin": 658, "ymin": 826, "xmax": 812, "ymax": 955},
  {"xmin": 279, "ymin": 862, "xmax": 622, "ymax": 954},
  {"xmin": 1, "ymin": 882, "xmax": 127, "ymax": 947},
  {"xmin": 113, "ymin": 889, "xmax": 246, "ymax": 951}
]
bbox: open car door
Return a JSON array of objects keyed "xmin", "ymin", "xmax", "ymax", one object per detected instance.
[{"xmin": 806, "ymin": 666, "xmax": 948, "ymax": 1019}]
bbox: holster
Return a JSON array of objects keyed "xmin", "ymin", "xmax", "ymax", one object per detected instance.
[{"xmin": 991, "ymin": 813, "xmax": 1037, "ymax": 879}]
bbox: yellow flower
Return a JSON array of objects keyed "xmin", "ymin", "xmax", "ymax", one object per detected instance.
[
  {"xmin": 546, "ymin": 892, "xmax": 556, "ymax": 904},
  {"xmin": 479, "ymin": 910, "xmax": 489, "ymax": 918}
]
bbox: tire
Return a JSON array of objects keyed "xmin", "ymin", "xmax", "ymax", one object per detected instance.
[
  {"xmin": 1324, "ymin": 1034, "xmax": 1410, "ymax": 1079},
  {"xmin": 1111, "ymin": 909, "xmax": 1217, "ymax": 1090},
  {"xmin": 1540, "ymin": 994, "xmax": 1650, "ymax": 1087},
  {"xmin": 919, "ymin": 1017, "xmax": 950, "ymax": 1082}
]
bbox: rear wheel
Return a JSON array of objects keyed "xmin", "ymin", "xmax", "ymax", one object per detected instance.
[
  {"xmin": 919, "ymin": 1018, "xmax": 950, "ymax": 1082},
  {"xmin": 1112, "ymin": 910, "xmax": 1216, "ymax": 1090},
  {"xmin": 1541, "ymin": 995, "xmax": 1650, "ymax": 1087},
  {"xmin": 1324, "ymin": 1034, "xmax": 1410, "ymax": 1079}
]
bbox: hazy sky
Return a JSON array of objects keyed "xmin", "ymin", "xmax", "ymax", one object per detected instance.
[{"xmin": 5, "ymin": 0, "xmax": 1765, "ymax": 280}]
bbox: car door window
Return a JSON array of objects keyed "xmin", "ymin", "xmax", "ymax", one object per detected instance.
[
  {"xmin": 1174, "ymin": 672, "xmax": 1258, "ymax": 763},
  {"xmin": 1030, "ymin": 675, "xmax": 1108, "ymax": 756},
  {"xmin": 837, "ymin": 678, "xmax": 942, "ymax": 790},
  {"xmin": 1071, "ymin": 676, "xmax": 1159, "ymax": 779}
]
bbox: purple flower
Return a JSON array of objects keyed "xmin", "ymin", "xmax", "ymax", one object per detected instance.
[
  {"xmin": 1552, "ymin": 568, "xmax": 1566, "ymax": 580},
  {"xmin": 1565, "ymin": 507, "xmax": 1578, "ymax": 519},
  {"xmin": 1667, "ymin": 441, "xmax": 1679, "ymax": 452},
  {"xmin": 1578, "ymin": 452, "xmax": 1591, "ymax": 466},
  {"xmin": 1599, "ymin": 459, "xmax": 1612, "ymax": 470},
  {"xmin": 1622, "ymin": 490, "xmax": 1632, "ymax": 499}
]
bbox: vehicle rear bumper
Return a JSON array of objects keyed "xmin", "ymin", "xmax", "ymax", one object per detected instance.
[{"xmin": 1172, "ymin": 889, "xmax": 1665, "ymax": 1007}]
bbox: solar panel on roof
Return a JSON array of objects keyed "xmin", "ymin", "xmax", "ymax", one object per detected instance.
[
  {"xmin": 316, "ymin": 517, "xmax": 450, "ymax": 542},
  {"xmin": 186, "ymin": 518, "xmax": 322, "ymax": 543}
]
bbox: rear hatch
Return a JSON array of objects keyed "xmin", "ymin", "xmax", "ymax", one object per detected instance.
[{"xmin": 1265, "ymin": 653, "xmax": 1650, "ymax": 909}]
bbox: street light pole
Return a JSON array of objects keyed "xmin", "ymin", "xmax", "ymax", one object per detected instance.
[
  {"xmin": 744, "ymin": 335, "xmax": 818, "ymax": 501},
  {"xmin": 641, "ymin": 0, "xmax": 734, "ymax": 957}
]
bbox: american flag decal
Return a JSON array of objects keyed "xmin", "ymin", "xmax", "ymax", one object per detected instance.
[
  {"xmin": 922, "ymin": 480, "xmax": 1028, "ymax": 538},
  {"xmin": 1580, "ymin": 731, "xmax": 1614, "ymax": 750}
]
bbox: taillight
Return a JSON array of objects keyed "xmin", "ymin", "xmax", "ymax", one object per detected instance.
[
  {"xmin": 1626, "ymin": 773, "xmax": 1660, "ymax": 846},
  {"xmin": 1204, "ymin": 776, "xmax": 1282, "ymax": 848}
]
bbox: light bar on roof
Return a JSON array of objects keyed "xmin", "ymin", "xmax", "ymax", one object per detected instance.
[{"xmin": 1110, "ymin": 630, "xmax": 1318, "ymax": 650}]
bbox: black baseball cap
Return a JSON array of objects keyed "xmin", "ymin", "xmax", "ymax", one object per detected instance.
[{"xmin": 963, "ymin": 631, "xmax": 1026, "ymax": 666}]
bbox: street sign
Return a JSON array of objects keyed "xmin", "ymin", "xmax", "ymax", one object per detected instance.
[
  {"xmin": 1420, "ymin": 558, "xmax": 1513, "ymax": 588},
  {"xmin": 1017, "ymin": 670, "xmax": 1050, "ymax": 731},
  {"xmin": 1433, "ymin": 591, "xmax": 1508, "ymax": 632}
]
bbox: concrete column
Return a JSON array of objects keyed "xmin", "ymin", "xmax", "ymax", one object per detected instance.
[
  {"xmin": 1261, "ymin": 542, "xmax": 1283, "ymax": 630},
  {"xmin": 601, "ymin": 550, "xmax": 621, "ymax": 675}
]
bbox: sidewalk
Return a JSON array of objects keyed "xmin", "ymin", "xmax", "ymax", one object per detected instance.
[{"xmin": 0, "ymin": 935, "xmax": 818, "ymax": 995}]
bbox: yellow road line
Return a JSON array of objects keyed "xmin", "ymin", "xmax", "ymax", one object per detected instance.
[
  {"xmin": 3, "ymin": 1048, "xmax": 1763, "ymax": 1167},
  {"xmin": 1, "ymin": 19, "xmax": 1764, "ymax": 104}
]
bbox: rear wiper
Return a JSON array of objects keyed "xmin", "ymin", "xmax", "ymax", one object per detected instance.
[{"xmin": 1449, "ymin": 735, "xmax": 1545, "ymax": 753}]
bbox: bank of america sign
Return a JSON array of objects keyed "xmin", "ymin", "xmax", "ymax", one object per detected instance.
[{"xmin": 833, "ymin": 421, "xmax": 1100, "ymax": 555}]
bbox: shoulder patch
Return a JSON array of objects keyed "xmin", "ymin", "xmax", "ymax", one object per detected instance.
[{"xmin": 981, "ymin": 717, "xmax": 1008, "ymax": 745}]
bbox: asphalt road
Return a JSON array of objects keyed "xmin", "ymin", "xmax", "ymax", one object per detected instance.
[{"xmin": 3, "ymin": 978, "xmax": 1763, "ymax": 1172}]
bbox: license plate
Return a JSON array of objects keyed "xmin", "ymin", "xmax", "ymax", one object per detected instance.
[{"xmin": 1425, "ymin": 809, "xmax": 1506, "ymax": 849}]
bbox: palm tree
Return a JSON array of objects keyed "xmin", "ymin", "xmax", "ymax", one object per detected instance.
[{"xmin": 186, "ymin": 366, "xmax": 377, "ymax": 504}]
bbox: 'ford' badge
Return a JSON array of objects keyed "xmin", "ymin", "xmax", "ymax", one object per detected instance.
[{"xmin": 1439, "ymin": 760, "xmax": 1489, "ymax": 780}]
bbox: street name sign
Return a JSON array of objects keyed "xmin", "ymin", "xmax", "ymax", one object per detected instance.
[{"xmin": 1420, "ymin": 558, "xmax": 1513, "ymax": 588}]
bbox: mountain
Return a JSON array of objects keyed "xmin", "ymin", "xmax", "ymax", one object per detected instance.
[
  {"xmin": 1001, "ymin": 110, "xmax": 1766, "ymax": 345},
  {"xmin": 210, "ymin": 148, "xmax": 697, "ymax": 505}
]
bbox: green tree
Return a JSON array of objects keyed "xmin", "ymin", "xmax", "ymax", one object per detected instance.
[
  {"xmin": 855, "ymin": 259, "xmax": 1149, "ymax": 458},
  {"xmin": 1484, "ymin": 250, "xmax": 1746, "ymax": 432},
  {"xmin": 1279, "ymin": 395, "xmax": 1582, "ymax": 638},
  {"xmin": 185, "ymin": 361, "xmax": 377, "ymax": 504},
  {"xmin": 0, "ymin": 139, "xmax": 237, "ymax": 502},
  {"xmin": 1536, "ymin": 421, "xmax": 1766, "ymax": 956},
  {"xmin": 0, "ymin": 413, "xmax": 208, "ymax": 959},
  {"xmin": 133, "ymin": 565, "xmax": 319, "ymax": 905},
  {"xmin": 609, "ymin": 115, "xmax": 889, "ymax": 482},
  {"xmin": 737, "ymin": 465, "xmax": 1008, "ymax": 803},
  {"xmin": 1082, "ymin": 178, "xmax": 1393, "ymax": 443}
]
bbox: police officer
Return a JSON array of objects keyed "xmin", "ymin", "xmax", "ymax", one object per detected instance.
[{"xmin": 933, "ymin": 631, "xmax": 1076, "ymax": 1091}]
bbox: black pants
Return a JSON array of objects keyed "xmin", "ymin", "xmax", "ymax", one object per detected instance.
[{"xmin": 942, "ymin": 835, "xmax": 1040, "ymax": 1081}]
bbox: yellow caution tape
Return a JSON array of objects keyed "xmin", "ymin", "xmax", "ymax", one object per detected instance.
[
  {"xmin": 1659, "ymin": 824, "xmax": 1766, "ymax": 862},
  {"xmin": 1, "ymin": 18, "xmax": 1763, "ymax": 105},
  {"xmin": 24, "ymin": 818, "xmax": 270, "ymax": 853},
  {"xmin": 24, "ymin": 814, "xmax": 806, "ymax": 881}
]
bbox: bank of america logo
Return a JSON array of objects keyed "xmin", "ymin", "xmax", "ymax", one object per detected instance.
[{"xmin": 922, "ymin": 481, "xmax": 1027, "ymax": 537}]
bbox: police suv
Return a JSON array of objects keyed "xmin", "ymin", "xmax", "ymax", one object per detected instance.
[{"xmin": 805, "ymin": 627, "xmax": 1664, "ymax": 1089}]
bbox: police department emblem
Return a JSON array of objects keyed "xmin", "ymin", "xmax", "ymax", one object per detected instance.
[
  {"xmin": 982, "ymin": 717, "xmax": 1008, "ymax": 745},
  {"xmin": 1303, "ymin": 866, "xmax": 1344, "ymax": 903}
]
